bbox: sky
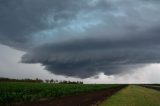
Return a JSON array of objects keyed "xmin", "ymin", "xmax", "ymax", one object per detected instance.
[{"xmin": 0, "ymin": 0, "xmax": 160, "ymax": 83}]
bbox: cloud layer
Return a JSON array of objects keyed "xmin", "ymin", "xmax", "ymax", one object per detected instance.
[{"xmin": 1, "ymin": 0, "xmax": 160, "ymax": 78}]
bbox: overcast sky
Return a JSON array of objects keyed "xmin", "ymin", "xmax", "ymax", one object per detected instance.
[{"xmin": 0, "ymin": 0, "xmax": 160, "ymax": 83}]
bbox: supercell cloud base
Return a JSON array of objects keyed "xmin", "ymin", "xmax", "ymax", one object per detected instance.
[{"xmin": 0, "ymin": 0, "xmax": 160, "ymax": 82}]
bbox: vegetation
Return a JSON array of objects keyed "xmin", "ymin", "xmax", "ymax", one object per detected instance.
[
  {"xmin": 0, "ymin": 82, "xmax": 119, "ymax": 105},
  {"xmin": 142, "ymin": 84, "xmax": 160, "ymax": 91},
  {"xmin": 0, "ymin": 77, "xmax": 43, "ymax": 83},
  {"xmin": 142, "ymin": 84, "xmax": 160, "ymax": 88},
  {"xmin": 99, "ymin": 85, "xmax": 160, "ymax": 106},
  {"xmin": 0, "ymin": 77, "xmax": 83, "ymax": 84}
]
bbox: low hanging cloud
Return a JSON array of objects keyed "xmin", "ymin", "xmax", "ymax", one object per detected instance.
[
  {"xmin": 1, "ymin": 0, "xmax": 160, "ymax": 78},
  {"xmin": 21, "ymin": 27, "xmax": 160, "ymax": 78}
]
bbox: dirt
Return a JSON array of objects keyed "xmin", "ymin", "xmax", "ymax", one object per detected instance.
[{"xmin": 16, "ymin": 85, "xmax": 126, "ymax": 106}]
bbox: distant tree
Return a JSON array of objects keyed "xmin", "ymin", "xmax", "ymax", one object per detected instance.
[
  {"xmin": 0, "ymin": 77, "xmax": 83, "ymax": 84},
  {"xmin": 50, "ymin": 79, "xmax": 54, "ymax": 83},
  {"xmin": 55, "ymin": 80, "xmax": 58, "ymax": 83},
  {"xmin": 45, "ymin": 79, "xmax": 49, "ymax": 83},
  {"xmin": 0, "ymin": 77, "xmax": 43, "ymax": 83}
]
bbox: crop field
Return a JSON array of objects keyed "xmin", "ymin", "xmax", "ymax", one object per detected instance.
[
  {"xmin": 99, "ymin": 85, "xmax": 160, "ymax": 106},
  {"xmin": 142, "ymin": 84, "xmax": 160, "ymax": 91},
  {"xmin": 0, "ymin": 82, "xmax": 119, "ymax": 105},
  {"xmin": 1, "ymin": 82, "xmax": 160, "ymax": 106}
]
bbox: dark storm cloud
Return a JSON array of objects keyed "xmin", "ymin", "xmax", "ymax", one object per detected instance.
[
  {"xmin": 1, "ymin": 0, "xmax": 160, "ymax": 78},
  {"xmin": 0, "ymin": 0, "xmax": 112, "ymax": 50},
  {"xmin": 22, "ymin": 25, "xmax": 160, "ymax": 78},
  {"xmin": 0, "ymin": 0, "xmax": 101, "ymax": 49}
]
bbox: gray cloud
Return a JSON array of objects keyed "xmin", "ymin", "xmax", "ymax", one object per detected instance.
[
  {"xmin": 21, "ymin": 25, "xmax": 160, "ymax": 78},
  {"xmin": 1, "ymin": 0, "xmax": 160, "ymax": 78},
  {"xmin": 0, "ymin": 0, "xmax": 91, "ymax": 49},
  {"xmin": 0, "ymin": 0, "xmax": 112, "ymax": 50}
]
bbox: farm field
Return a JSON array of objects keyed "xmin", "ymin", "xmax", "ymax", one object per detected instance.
[
  {"xmin": 99, "ymin": 85, "xmax": 160, "ymax": 106},
  {"xmin": 142, "ymin": 84, "xmax": 160, "ymax": 91},
  {"xmin": 1, "ymin": 82, "xmax": 160, "ymax": 106},
  {"xmin": 0, "ymin": 82, "xmax": 122, "ymax": 105}
]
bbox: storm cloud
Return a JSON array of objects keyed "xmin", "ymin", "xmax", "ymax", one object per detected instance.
[
  {"xmin": 1, "ymin": 0, "xmax": 160, "ymax": 78},
  {"xmin": 21, "ymin": 27, "xmax": 160, "ymax": 78}
]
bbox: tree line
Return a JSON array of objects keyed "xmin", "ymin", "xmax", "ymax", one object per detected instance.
[
  {"xmin": 0, "ymin": 77, "xmax": 43, "ymax": 83},
  {"xmin": 0, "ymin": 77, "xmax": 83, "ymax": 84},
  {"xmin": 45, "ymin": 79, "xmax": 83, "ymax": 84}
]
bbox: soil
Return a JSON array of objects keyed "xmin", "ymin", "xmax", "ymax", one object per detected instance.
[{"xmin": 16, "ymin": 85, "xmax": 126, "ymax": 106}]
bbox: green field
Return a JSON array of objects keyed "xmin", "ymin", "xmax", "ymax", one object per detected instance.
[
  {"xmin": 99, "ymin": 85, "xmax": 160, "ymax": 106},
  {"xmin": 0, "ymin": 82, "xmax": 118, "ymax": 104},
  {"xmin": 1, "ymin": 82, "xmax": 160, "ymax": 106},
  {"xmin": 142, "ymin": 84, "xmax": 160, "ymax": 91}
]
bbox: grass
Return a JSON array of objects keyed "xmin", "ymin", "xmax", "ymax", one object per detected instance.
[
  {"xmin": 99, "ymin": 85, "xmax": 160, "ymax": 106},
  {"xmin": 0, "ymin": 82, "xmax": 119, "ymax": 105}
]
